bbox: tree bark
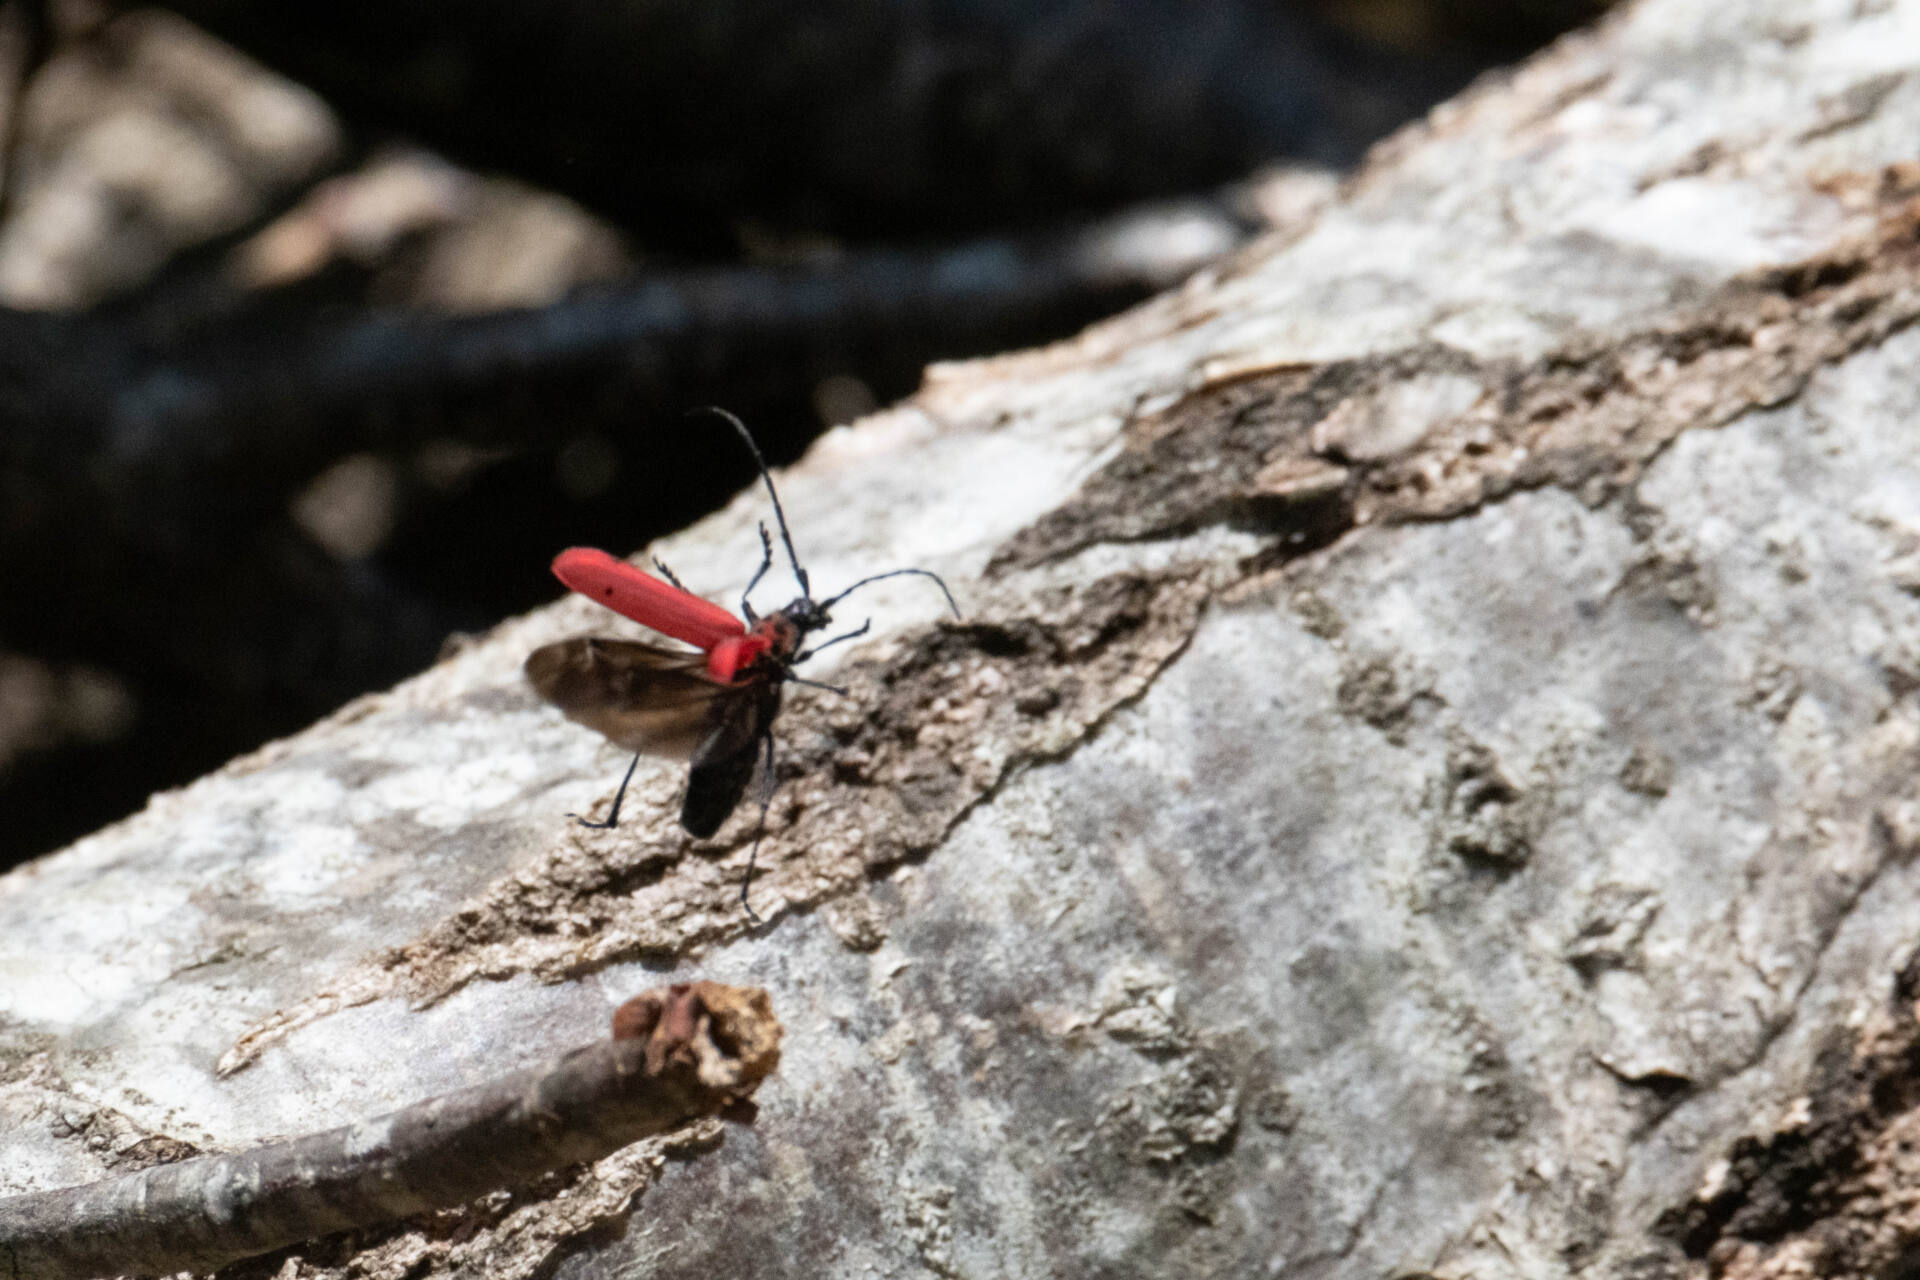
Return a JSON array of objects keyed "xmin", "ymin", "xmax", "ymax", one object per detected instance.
[{"xmin": 7, "ymin": 1, "xmax": 1920, "ymax": 1277}]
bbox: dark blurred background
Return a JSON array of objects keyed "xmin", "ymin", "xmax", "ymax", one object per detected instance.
[{"xmin": 0, "ymin": 0, "xmax": 1606, "ymax": 870}]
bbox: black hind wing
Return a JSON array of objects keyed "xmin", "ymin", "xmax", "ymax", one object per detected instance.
[
  {"xmin": 525, "ymin": 637, "xmax": 723, "ymax": 761},
  {"xmin": 682, "ymin": 682, "xmax": 782, "ymax": 838}
]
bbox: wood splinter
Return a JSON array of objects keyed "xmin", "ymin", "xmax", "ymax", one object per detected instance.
[{"xmin": 0, "ymin": 981, "xmax": 781, "ymax": 1280}]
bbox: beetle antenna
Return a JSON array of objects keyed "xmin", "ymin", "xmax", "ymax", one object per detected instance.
[
  {"xmin": 819, "ymin": 567, "xmax": 960, "ymax": 618},
  {"xmin": 691, "ymin": 407, "xmax": 810, "ymax": 600},
  {"xmin": 787, "ymin": 673, "xmax": 850, "ymax": 696}
]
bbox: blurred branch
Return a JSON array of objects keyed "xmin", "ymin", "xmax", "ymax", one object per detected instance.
[
  {"xmin": 3, "ymin": 197, "xmax": 1252, "ymax": 564},
  {"xmin": 0, "ymin": 0, "xmax": 50, "ymax": 224},
  {"xmin": 130, "ymin": 0, "xmax": 1444, "ymax": 244},
  {"xmin": 0, "ymin": 982, "xmax": 782, "ymax": 1280}
]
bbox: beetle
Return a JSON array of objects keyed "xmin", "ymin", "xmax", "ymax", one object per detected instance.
[{"xmin": 525, "ymin": 408, "xmax": 958, "ymax": 919}]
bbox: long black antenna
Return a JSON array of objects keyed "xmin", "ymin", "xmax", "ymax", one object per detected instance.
[
  {"xmin": 690, "ymin": 407, "xmax": 809, "ymax": 598},
  {"xmin": 820, "ymin": 566, "xmax": 962, "ymax": 618}
]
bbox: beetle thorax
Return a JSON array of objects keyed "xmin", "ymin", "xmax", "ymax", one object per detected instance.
[
  {"xmin": 771, "ymin": 596, "xmax": 831, "ymax": 641},
  {"xmin": 754, "ymin": 609, "xmax": 808, "ymax": 660}
]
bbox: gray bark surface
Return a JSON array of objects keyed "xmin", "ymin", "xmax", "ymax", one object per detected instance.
[{"xmin": 7, "ymin": 1, "xmax": 1920, "ymax": 1277}]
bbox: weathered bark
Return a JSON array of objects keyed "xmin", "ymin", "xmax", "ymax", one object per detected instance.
[{"xmin": 6, "ymin": 1, "xmax": 1920, "ymax": 1278}]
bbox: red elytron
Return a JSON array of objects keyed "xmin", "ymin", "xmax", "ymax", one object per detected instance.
[
  {"xmin": 525, "ymin": 409, "xmax": 957, "ymax": 921},
  {"xmin": 549, "ymin": 547, "xmax": 795, "ymax": 685}
]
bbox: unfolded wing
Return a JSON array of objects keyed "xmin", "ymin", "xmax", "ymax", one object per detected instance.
[
  {"xmin": 682, "ymin": 682, "xmax": 783, "ymax": 839},
  {"xmin": 525, "ymin": 637, "xmax": 729, "ymax": 761}
]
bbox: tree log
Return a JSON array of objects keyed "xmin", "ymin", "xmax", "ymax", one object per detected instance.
[{"xmin": 8, "ymin": 1, "xmax": 1920, "ymax": 1277}]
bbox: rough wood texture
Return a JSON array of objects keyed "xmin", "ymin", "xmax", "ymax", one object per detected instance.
[
  {"xmin": 0, "ymin": 982, "xmax": 780, "ymax": 1280},
  {"xmin": 7, "ymin": 0, "xmax": 1920, "ymax": 1276}
]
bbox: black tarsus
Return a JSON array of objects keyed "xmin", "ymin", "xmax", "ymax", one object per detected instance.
[
  {"xmin": 738, "ymin": 729, "xmax": 779, "ymax": 923},
  {"xmin": 738, "ymin": 523, "xmax": 774, "ymax": 623},
  {"xmin": 650, "ymin": 557, "xmax": 689, "ymax": 592},
  {"xmin": 572, "ymin": 751, "xmax": 641, "ymax": 830}
]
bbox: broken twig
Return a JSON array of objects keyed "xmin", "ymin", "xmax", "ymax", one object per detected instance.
[{"xmin": 0, "ymin": 981, "xmax": 780, "ymax": 1280}]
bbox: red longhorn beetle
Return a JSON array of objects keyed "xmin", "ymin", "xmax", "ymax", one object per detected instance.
[{"xmin": 524, "ymin": 408, "xmax": 959, "ymax": 921}]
